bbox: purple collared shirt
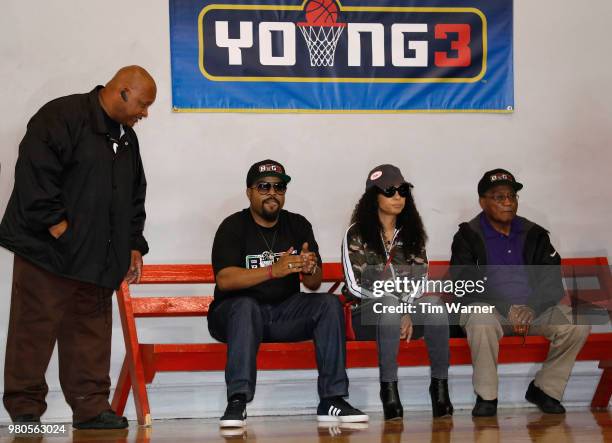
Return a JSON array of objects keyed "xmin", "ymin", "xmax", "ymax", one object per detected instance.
[{"xmin": 480, "ymin": 213, "xmax": 532, "ymax": 305}]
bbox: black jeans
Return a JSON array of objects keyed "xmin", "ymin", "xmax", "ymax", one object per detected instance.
[{"xmin": 208, "ymin": 292, "xmax": 349, "ymax": 402}]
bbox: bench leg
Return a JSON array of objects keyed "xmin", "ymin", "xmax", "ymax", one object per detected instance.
[
  {"xmin": 116, "ymin": 283, "xmax": 152, "ymax": 426},
  {"xmin": 112, "ymin": 348, "xmax": 152, "ymax": 426},
  {"xmin": 591, "ymin": 360, "xmax": 612, "ymax": 409},
  {"xmin": 111, "ymin": 357, "xmax": 131, "ymax": 416},
  {"xmin": 128, "ymin": 348, "xmax": 152, "ymax": 426}
]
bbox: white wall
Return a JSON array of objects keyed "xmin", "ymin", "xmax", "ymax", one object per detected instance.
[{"xmin": 0, "ymin": 0, "xmax": 610, "ymax": 422}]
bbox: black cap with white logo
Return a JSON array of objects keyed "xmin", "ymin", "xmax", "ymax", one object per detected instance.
[
  {"xmin": 246, "ymin": 160, "xmax": 292, "ymax": 187},
  {"xmin": 478, "ymin": 168, "xmax": 523, "ymax": 196},
  {"xmin": 365, "ymin": 164, "xmax": 411, "ymax": 191}
]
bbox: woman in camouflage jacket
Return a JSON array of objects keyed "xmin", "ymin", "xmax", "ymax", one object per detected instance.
[{"xmin": 341, "ymin": 164, "xmax": 453, "ymax": 420}]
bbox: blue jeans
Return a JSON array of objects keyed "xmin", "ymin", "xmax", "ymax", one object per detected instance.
[{"xmin": 208, "ymin": 292, "xmax": 349, "ymax": 401}]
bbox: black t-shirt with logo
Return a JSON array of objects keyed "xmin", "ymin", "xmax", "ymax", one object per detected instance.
[{"xmin": 211, "ymin": 209, "xmax": 322, "ymax": 305}]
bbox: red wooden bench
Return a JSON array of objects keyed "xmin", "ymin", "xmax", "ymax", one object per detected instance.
[{"xmin": 111, "ymin": 258, "xmax": 612, "ymax": 426}]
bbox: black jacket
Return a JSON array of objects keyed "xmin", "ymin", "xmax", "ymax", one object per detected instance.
[
  {"xmin": 0, "ymin": 86, "xmax": 148, "ymax": 289},
  {"xmin": 450, "ymin": 214, "xmax": 564, "ymax": 317}
]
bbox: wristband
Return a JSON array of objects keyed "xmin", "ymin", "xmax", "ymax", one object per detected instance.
[{"xmin": 267, "ymin": 265, "xmax": 274, "ymax": 280}]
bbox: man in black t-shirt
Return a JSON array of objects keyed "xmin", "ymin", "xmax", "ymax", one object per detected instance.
[{"xmin": 209, "ymin": 160, "xmax": 368, "ymax": 428}]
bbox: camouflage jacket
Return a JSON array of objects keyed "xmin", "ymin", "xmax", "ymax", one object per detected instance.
[{"xmin": 341, "ymin": 223, "xmax": 428, "ymax": 302}]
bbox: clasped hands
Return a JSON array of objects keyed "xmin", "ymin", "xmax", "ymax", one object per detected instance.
[
  {"xmin": 509, "ymin": 304, "xmax": 535, "ymax": 336},
  {"xmin": 270, "ymin": 242, "xmax": 317, "ymax": 278}
]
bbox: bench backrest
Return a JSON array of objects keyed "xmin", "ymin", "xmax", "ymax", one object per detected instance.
[{"xmin": 122, "ymin": 258, "xmax": 611, "ymax": 319}]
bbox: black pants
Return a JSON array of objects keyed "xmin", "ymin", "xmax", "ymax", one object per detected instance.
[
  {"xmin": 3, "ymin": 255, "xmax": 113, "ymax": 422},
  {"xmin": 208, "ymin": 293, "xmax": 349, "ymax": 402}
]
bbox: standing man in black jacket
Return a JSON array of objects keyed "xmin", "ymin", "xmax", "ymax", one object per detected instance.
[
  {"xmin": 0, "ymin": 66, "xmax": 156, "ymax": 429},
  {"xmin": 450, "ymin": 169, "xmax": 590, "ymax": 417}
]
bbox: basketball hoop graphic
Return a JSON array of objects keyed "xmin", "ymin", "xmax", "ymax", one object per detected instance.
[{"xmin": 297, "ymin": 0, "xmax": 345, "ymax": 67}]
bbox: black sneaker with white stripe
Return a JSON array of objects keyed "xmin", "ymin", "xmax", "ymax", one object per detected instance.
[
  {"xmin": 317, "ymin": 397, "xmax": 369, "ymax": 423},
  {"xmin": 220, "ymin": 394, "xmax": 247, "ymax": 428}
]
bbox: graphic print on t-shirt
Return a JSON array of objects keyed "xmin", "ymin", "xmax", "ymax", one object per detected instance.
[
  {"xmin": 246, "ymin": 250, "xmax": 297, "ymax": 269},
  {"xmin": 212, "ymin": 209, "xmax": 321, "ymax": 304}
]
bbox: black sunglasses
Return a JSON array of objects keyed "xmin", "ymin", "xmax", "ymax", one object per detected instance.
[
  {"xmin": 252, "ymin": 182, "xmax": 287, "ymax": 195},
  {"xmin": 379, "ymin": 183, "xmax": 412, "ymax": 198}
]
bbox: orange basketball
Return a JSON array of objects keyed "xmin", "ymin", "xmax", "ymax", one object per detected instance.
[{"xmin": 304, "ymin": 0, "xmax": 339, "ymax": 26}]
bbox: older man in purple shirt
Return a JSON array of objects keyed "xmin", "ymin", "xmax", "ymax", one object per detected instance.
[
  {"xmin": 480, "ymin": 213, "xmax": 533, "ymax": 305},
  {"xmin": 450, "ymin": 169, "xmax": 590, "ymax": 417}
]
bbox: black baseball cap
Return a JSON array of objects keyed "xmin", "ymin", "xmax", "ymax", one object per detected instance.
[
  {"xmin": 478, "ymin": 168, "xmax": 523, "ymax": 196},
  {"xmin": 365, "ymin": 164, "xmax": 412, "ymax": 191},
  {"xmin": 246, "ymin": 160, "xmax": 291, "ymax": 187}
]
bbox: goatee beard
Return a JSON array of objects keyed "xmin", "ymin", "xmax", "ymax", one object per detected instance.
[
  {"xmin": 261, "ymin": 198, "xmax": 280, "ymax": 222},
  {"xmin": 261, "ymin": 207, "xmax": 279, "ymax": 222}
]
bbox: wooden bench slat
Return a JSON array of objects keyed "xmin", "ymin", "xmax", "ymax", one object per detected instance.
[
  {"xmin": 137, "ymin": 258, "xmax": 611, "ymax": 284},
  {"xmin": 139, "ymin": 334, "xmax": 612, "ymax": 372},
  {"xmin": 128, "ymin": 287, "xmax": 609, "ymax": 317},
  {"xmin": 138, "ymin": 263, "xmax": 349, "ymax": 284},
  {"xmin": 139, "ymin": 264, "xmax": 215, "ymax": 284},
  {"xmin": 132, "ymin": 296, "xmax": 213, "ymax": 317}
]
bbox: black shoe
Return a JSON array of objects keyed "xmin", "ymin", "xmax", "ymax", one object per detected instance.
[
  {"xmin": 380, "ymin": 381, "xmax": 403, "ymax": 421},
  {"xmin": 73, "ymin": 410, "xmax": 128, "ymax": 429},
  {"xmin": 472, "ymin": 395, "xmax": 497, "ymax": 417},
  {"xmin": 525, "ymin": 380, "xmax": 566, "ymax": 414},
  {"xmin": 12, "ymin": 414, "xmax": 41, "ymax": 424},
  {"xmin": 429, "ymin": 378, "xmax": 454, "ymax": 418},
  {"xmin": 220, "ymin": 394, "xmax": 247, "ymax": 428},
  {"xmin": 317, "ymin": 397, "xmax": 369, "ymax": 423}
]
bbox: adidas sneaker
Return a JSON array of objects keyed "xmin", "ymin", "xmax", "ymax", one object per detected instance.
[
  {"xmin": 317, "ymin": 397, "xmax": 369, "ymax": 423},
  {"xmin": 220, "ymin": 394, "xmax": 247, "ymax": 428}
]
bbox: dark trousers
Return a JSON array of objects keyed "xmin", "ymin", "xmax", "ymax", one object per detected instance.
[
  {"xmin": 208, "ymin": 292, "xmax": 349, "ymax": 402},
  {"xmin": 352, "ymin": 295, "xmax": 450, "ymax": 382},
  {"xmin": 3, "ymin": 255, "xmax": 114, "ymax": 422}
]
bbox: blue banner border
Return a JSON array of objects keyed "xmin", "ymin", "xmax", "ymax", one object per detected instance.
[{"xmin": 170, "ymin": 0, "xmax": 514, "ymax": 113}]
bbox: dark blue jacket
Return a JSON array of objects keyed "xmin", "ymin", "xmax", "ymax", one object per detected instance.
[{"xmin": 450, "ymin": 214, "xmax": 564, "ymax": 317}]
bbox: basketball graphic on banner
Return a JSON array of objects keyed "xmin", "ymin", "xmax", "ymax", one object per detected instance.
[
  {"xmin": 304, "ymin": 0, "xmax": 339, "ymax": 26},
  {"xmin": 298, "ymin": 0, "xmax": 345, "ymax": 67}
]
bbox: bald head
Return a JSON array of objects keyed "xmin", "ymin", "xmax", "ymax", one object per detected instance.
[
  {"xmin": 99, "ymin": 65, "xmax": 157, "ymax": 127},
  {"xmin": 107, "ymin": 65, "xmax": 156, "ymax": 90}
]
